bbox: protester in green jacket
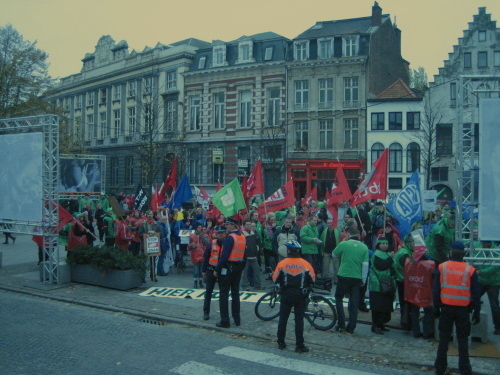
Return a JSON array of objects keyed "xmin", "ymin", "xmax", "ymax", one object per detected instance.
[
  {"xmin": 425, "ymin": 216, "xmax": 455, "ymax": 264},
  {"xmin": 299, "ymin": 216, "xmax": 321, "ymax": 272},
  {"xmin": 103, "ymin": 208, "xmax": 116, "ymax": 247},
  {"xmin": 477, "ymin": 240, "xmax": 500, "ymax": 335}
]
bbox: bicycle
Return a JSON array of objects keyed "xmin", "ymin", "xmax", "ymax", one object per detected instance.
[{"xmin": 254, "ymin": 284, "xmax": 337, "ymax": 331}]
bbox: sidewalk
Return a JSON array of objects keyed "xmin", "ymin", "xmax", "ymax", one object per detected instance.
[{"xmin": 0, "ymin": 234, "xmax": 498, "ymax": 375}]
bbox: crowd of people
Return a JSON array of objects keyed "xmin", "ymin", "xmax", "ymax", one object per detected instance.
[{"xmin": 57, "ymin": 192, "xmax": 498, "ymax": 372}]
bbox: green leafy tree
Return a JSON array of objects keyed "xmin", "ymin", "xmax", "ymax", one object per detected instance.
[
  {"xmin": 409, "ymin": 66, "xmax": 429, "ymax": 93},
  {"xmin": 0, "ymin": 25, "xmax": 53, "ymax": 118}
]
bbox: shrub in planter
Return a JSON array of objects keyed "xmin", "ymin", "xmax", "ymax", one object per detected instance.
[{"xmin": 67, "ymin": 245, "xmax": 147, "ymax": 278}]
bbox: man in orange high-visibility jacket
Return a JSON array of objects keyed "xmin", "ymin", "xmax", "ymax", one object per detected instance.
[
  {"xmin": 273, "ymin": 240, "xmax": 316, "ymax": 353},
  {"xmin": 214, "ymin": 218, "xmax": 246, "ymax": 328},
  {"xmin": 202, "ymin": 226, "xmax": 226, "ymax": 321},
  {"xmin": 433, "ymin": 241, "xmax": 481, "ymax": 375}
]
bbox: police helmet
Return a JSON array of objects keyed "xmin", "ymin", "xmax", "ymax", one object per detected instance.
[{"xmin": 284, "ymin": 240, "xmax": 301, "ymax": 250}]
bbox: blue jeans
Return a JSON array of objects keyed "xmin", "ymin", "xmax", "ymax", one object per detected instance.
[
  {"xmin": 335, "ymin": 276, "xmax": 362, "ymax": 332},
  {"xmin": 192, "ymin": 262, "xmax": 202, "ymax": 280}
]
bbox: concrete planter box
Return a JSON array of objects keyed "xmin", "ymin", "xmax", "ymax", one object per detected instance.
[{"xmin": 70, "ymin": 264, "xmax": 142, "ymax": 290}]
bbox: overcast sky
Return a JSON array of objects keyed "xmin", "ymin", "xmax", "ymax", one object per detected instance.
[{"xmin": 2, "ymin": 0, "xmax": 499, "ymax": 82}]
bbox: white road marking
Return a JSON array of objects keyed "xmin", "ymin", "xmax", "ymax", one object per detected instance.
[
  {"xmin": 215, "ymin": 346, "xmax": 374, "ymax": 375},
  {"xmin": 170, "ymin": 360, "xmax": 233, "ymax": 375}
]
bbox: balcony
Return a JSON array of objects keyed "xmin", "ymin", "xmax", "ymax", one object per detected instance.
[
  {"xmin": 294, "ymin": 103, "xmax": 309, "ymax": 110},
  {"xmin": 343, "ymin": 100, "xmax": 359, "ymax": 108},
  {"xmin": 318, "ymin": 102, "xmax": 333, "ymax": 109}
]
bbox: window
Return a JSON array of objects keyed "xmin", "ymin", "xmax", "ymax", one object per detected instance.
[
  {"xmin": 188, "ymin": 149, "xmax": 200, "ymax": 184},
  {"xmin": 75, "ymin": 95, "xmax": 82, "ymax": 109},
  {"xmin": 264, "ymin": 47, "xmax": 273, "ymax": 61},
  {"xmin": 476, "ymin": 83, "xmax": 491, "ymax": 105},
  {"xmin": 87, "ymin": 92, "xmax": 94, "ymax": 106},
  {"xmin": 318, "ymin": 39, "xmax": 333, "ymax": 59},
  {"xmin": 389, "ymin": 178, "xmax": 403, "ymax": 190},
  {"xmin": 144, "ymin": 103, "xmax": 152, "ymax": 130},
  {"xmin": 198, "ymin": 56, "xmax": 206, "ymax": 69},
  {"xmin": 389, "ymin": 112, "xmax": 402, "ymax": 130},
  {"xmin": 213, "ymin": 164, "xmax": 224, "ymax": 184},
  {"xmin": 318, "ymin": 79, "xmax": 333, "ymax": 109},
  {"xmin": 342, "ymin": 35, "xmax": 359, "ymax": 57},
  {"xmin": 344, "ymin": 118, "xmax": 358, "ymax": 149},
  {"xmin": 239, "ymin": 91, "xmax": 251, "ymax": 128},
  {"xmin": 213, "ymin": 46, "xmax": 226, "ymax": 66},
  {"xmin": 189, "ymin": 95, "xmax": 201, "ymax": 131},
  {"xmin": 407, "ymin": 112, "xmax": 420, "ymax": 130},
  {"xmin": 436, "ymin": 123, "xmax": 453, "ymax": 155},
  {"xmin": 406, "ymin": 142, "xmax": 420, "ymax": 172},
  {"xmin": 125, "ymin": 156, "xmax": 134, "ymax": 185},
  {"xmin": 389, "ymin": 143, "xmax": 403, "ymax": 172},
  {"xmin": 63, "ymin": 98, "xmax": 70, "ymax": 111},
  {"xmin": 113, "ymin": 110, "xmax": 121, "ymax": 138},
  {"xmin": 478, "ymin": 51, "xmax": 488, "ymax": 68},
  {"xmin": 319, "ymin": 120, "xmax": 333, "ymax": 150},
  {"xmin": 431, "ymin": 167, "xmax": 448, "ymax": 182},
  {"xmin": 74, "ymin": 117, "xmax": 83, "ymax": 141},
  {"xmin": 127, "ymin": 107, "xmax": 136, "ymax": 135},
  {"xmin": 128, "ymin": 81, "xmax": 136, "ymax": 97},
  {"xmin": 143, "ymin": 77, "xmax": 152, "ymax": 94},
  {"xmin": 295, "ymin": 121, "xmax": 308, "ymax": 150},
  {"xmin": 240, "ymin": 44, "xmax": 250, "ymax": 61},
  {"xmin": 294, "ymin": 41, "xmax": 309, "ymax": 61},
  {"xmin": 99, "ymin": 88, "xmax": 107, "ymax": 104},
  {"xmin": 110, "ymin": 157, "xmax": 118, "ymax": 186},
  {"xmin": 371, "ymin": 143, "xmax": 385, "ymax": 164},
  {"xmin": 343, "ymin": 77, "xmax": 358, "ymax": 107},
  {"xmin": 86, "ymin": 114, "xmax": 94, "ymax": 140},
  {"xmin": 294, "ymin": 81, "xmax": 309, "ymax": 110},
  {"xmin": 113, "ymin": 85, "xmax": 121, "ymax": 101},
  {"xmin": 165, "ymin": 100, "xmax": 177, "ymax": 132},
  {"xmin": 478, "ymin": 30, "xmax": 486, "ymax": 42},
  {"xmin": 463, "ymin": 52, "xmax": 471, "ymax": 69},
  {"xmin": 99, "ymin": 112, "xmax": 107, "ymax": 139},
  {"xmin": 371, "ymin": 113, "xmax": 384, "ymax": 130},
  {"xmin": 495, "ymin": 51, "xmax": 500, "ymax": 67},
  {"xmin": 214, "ymin": 93, "xmax": 225, "ymax": 129},
  {"xmin": 166, "ymin": 71, "xmax": 177, "ymax": 90},
  {"xmin": 268, "ymin": 88, "xmax": 280, "ymax": 126},
  {"xmin": 450, "ymin": 82, "xmax": 457, "ymax": 106}
]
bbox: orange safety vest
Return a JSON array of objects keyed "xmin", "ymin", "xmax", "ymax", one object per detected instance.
[
  {"xmin": 228, "ymin": 233, "xmax": 246, "ymax": 262},
  {"xmin": 209, "ymin": 239, "xmax": 222, "ymax": 267},
  {"xmin": 439, "ymin": 261, "xmax": 475, "ymax": 306}
]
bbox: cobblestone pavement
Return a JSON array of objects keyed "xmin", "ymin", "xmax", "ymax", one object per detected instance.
[{"xmin": 0, "ymin": 235, "xmax": 499, "ymax": 375}]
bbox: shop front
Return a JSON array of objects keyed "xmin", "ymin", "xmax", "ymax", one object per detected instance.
[{"xmin": 287, "ymin": 159, "xmax": 366, "ymax": 202}]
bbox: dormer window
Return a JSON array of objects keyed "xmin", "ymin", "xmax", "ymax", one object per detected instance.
[
  {"xmin": 318, "ymin": 38, "xmax": 333, "ymax": 59},
  {"xmin": 212, "ymin": 43, "xmax": 227, "ymax": 67},
  {"xmin": 198, "ymin": 56, "xmax": 206, "ymax": 69},
  {"xmin": 264, "ymin": 47, "xmax": 273, "ymax": 61},
  {"xmin": 294, "ymin": 41, "xmax": 309, "ymax": 61},
  {"xmin": 237, "ymin": 40, "xmax": 255, "ymax": 64},
  {"xmin": 342, "ymin": 35, "xmax": 359, "ymax": 57}
]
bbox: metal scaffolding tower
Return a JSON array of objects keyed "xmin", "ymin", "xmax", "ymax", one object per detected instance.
[{"xmin": 0, "ymin": 115, "xmax": 61, "ymax": 283}]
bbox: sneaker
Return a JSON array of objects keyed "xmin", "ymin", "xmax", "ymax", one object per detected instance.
[
  {"xmin": 295, "ymin": 346, "xmax": 309, "ymax": 353},
  {"xmin": 216, "ymin": 321, "xmax": 230, "ymax": 328},
  {"xmin": 371, "ymin": 326, "xmax": 383, "ymax": 335},
  {"xmin": 345, "ymin": 328, "xmax": 354, "ymax": 334},
  {"xmin": 277, "ymin": 342, "xmax": 287, "ymax": 350},
  {"xmin": 335, "ymin": 325, "xmax": 344, "ymax": 333},
  {"xmin": 203, "ymin": 314, "xmax": 209, "ymax": 321}
]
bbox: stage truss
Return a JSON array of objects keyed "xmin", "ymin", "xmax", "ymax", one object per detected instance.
[{"xmin": 0, "ymin": 115, "xmax": 61, "ymax": 283}]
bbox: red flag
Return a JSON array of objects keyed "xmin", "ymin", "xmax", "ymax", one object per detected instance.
[
  {"xmin": 350, "ymin": 148, "xmax": 388, "ymax": 206},
  {"xmin": 300, "ymin": 186, "xmax": 317, "ymax": 207},
  {"xmin": 245, "ymin": 160, "xmax": 264, "ymax": 200},
  {"xmin": 216, "ymin": 180, "xmax": 222, "ymax": 192},
  {"xmin": 159, "ymin": 156, "xmax": 178, "ymax": 197},
  {"xmin": 327, "ymin": 167, "xmax": 352, "ymax": 206},
  {"xmin": 58, "ymin": 205, "xmax": 74, "ymax": 230},
  {"xmin": 150, "ymin": 183, "xmax": 159, "ymax": 211},
  {"xmin": 326, "ymin": 204, "xmax": 339, "ymax": 229},
  {"xmin": 241, "ymin": 175, "xmax": 249, "ymax": 203},
  {"xmin": 257, "ymin": 180, "xmax": 295, "ymax": 215}
]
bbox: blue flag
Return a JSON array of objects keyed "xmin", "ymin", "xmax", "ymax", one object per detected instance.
[
  {"xmin": 387, "ymin": 171, "xmax": 422, "ymax": 240},
  {"xmin": 166, "ymin": 174, "xmax": 193, "ymax": 209}
]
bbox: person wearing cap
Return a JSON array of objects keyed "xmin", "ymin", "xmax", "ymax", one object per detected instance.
[
  {"xmin": 202, "ymin": 225, "xmax": 226, "ymax": 321},
  {"xmin": 272, "ymin": 240, "xmax": 315, "ymax": 353},
  {"xmin": 369, "ymin": 237, "xmax": 396, "ymax": 335},
  {"xmin": 433, "ymin": 241, "xmax": 481, "ymax": 375},
  {"xmin": 214, "ymin": 217, "xmax": 246, "ymax": 328}
]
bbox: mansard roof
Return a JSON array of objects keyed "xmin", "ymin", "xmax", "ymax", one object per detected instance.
[{"xmin": 295, "ymin": 14, "xmax": 390, "ymax": 40}]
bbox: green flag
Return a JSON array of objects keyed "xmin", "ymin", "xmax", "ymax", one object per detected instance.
[{"xmin": 211, "ymin": 178, "xmax": 246, "ymax": 217}]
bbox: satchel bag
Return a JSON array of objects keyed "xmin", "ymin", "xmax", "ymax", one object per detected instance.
[{"xmin": 379, "ymin": 278, "xmax": 395, "ymax": 294}]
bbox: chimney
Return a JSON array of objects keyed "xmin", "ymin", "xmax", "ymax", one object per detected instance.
[{"xmin": 372, "ymin": 1, "xmax": 382, "ymax": 27}]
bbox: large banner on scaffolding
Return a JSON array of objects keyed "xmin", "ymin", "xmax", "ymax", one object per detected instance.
[
  {"xmin": 58, "ymin": 155, "xmax": 105, "ymax": 195},
  {"xmin": 0, "ymin": 132, "xmax": 43, "ymax": 222},
  {"xmin": 479, "ymin": 98, "xmax": 500, "ymax": 241}
]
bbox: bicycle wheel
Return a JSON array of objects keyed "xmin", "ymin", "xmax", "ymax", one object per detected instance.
[
  {"xmin": 254, "ymin": 291, "xmax": 281, "ymax": 321},
  {"xmin": 305, "ymin": 295, "xmax": 337, "ymax": 331}
]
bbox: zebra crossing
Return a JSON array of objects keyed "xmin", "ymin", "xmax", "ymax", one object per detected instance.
[{"xmin": 170, "ymin": 346, "xmax": 377, "ymax": 375}]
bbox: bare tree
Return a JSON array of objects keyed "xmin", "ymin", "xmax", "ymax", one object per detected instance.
[
  {"xmin": 258, "ymin": 119, "xmax": 286, "ymax": 195},
  {"xmin": 409, "ymin": 66, "xmax": 429, "ymax": 94}
]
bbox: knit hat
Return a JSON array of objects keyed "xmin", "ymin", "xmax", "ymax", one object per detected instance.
[{"xmin": 450, "ymin": 241, "xmax": 465, "ymax": 251}]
